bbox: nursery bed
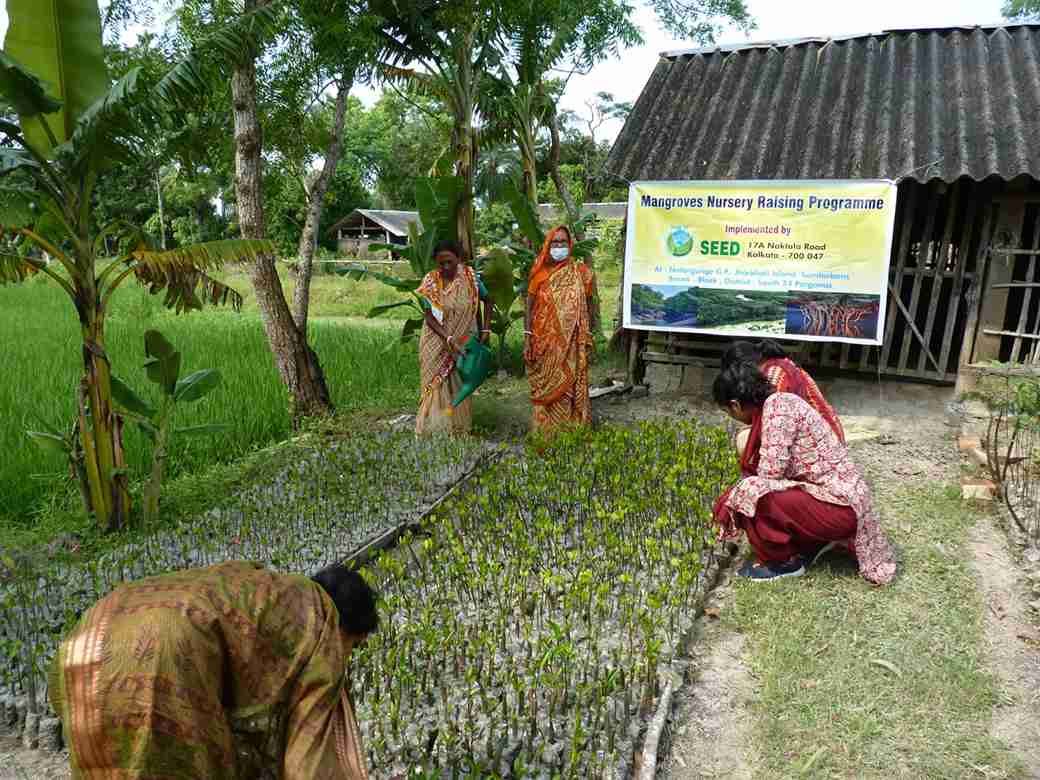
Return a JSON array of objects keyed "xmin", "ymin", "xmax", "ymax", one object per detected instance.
[{"xmin": 352, "ymin": 421, "xmax": 736, "ymax": 778}]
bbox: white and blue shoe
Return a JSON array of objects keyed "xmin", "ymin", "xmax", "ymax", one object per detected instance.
[{"xmin": 737, "ymin": 558, "xmax": 806, "ymax": 581}]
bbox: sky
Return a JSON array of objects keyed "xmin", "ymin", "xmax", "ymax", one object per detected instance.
[{"xmin": 2, "ymin": 0, "xmax": 1011, "ymax": 144}]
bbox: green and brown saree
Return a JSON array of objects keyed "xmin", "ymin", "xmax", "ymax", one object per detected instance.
[{"xmin": 49, "ymin": 561, "xmax": 369, "ymax": 779}]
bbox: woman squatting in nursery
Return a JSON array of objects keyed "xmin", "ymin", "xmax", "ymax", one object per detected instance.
[
  {"xmin": 49, "ymin": 561, "xmax": 378, "ymax": 779},
  {"xmin": 712, "ymin": 362, "xmax": 897, "ymax": 584}
]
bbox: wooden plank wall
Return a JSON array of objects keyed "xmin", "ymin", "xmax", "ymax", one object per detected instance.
[{"xmin": 634, "ymin": 179, "xmax": 1006, "ymax": 383}]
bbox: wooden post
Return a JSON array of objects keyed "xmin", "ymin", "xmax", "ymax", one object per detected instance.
[
  {"xmin": 955, "ymin": 278, "xmax": 984, "ymax": 396},
  {"xmin": 628, "ymin": 332, "xmax": 647, "ymax": 385}
]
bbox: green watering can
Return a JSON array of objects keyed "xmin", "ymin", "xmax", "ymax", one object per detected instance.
[{"xmin": 452, "ymin": 337, "xmax": 492, "ymax": 408}]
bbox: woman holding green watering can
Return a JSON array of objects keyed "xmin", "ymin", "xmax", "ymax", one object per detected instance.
[{"xmin": 415, "ymin": 240, "xmax": 491, "ymax": 435}]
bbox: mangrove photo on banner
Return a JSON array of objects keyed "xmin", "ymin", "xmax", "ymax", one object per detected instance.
[
  {"xmin": 694, "ymin": 289, "xmax": 788, "ymax": 333},
  {"xmin": 630, "ymin": 285, "xmax": 789, "ymax": 333},
  {"xmin": 630, "ymin": 284, "xmax": 699, "ymax": 327},
  {"xmin": 785, "ymin": 292, "xmax": 881, "ymax": 340}
]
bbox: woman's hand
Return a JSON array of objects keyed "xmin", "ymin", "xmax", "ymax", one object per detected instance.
[
  {"xmin": 446, "ymin": 335, "xmax": 464, "ymax": 356},
  {"xmin": 480, "ymin": 329, "xmax": 491, "ymax": 345},
  {"xmin": 523, "ymin": 332, "xmax": 534, "ymax": 364}
]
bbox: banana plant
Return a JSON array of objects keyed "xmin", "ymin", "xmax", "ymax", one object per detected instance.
[
  {"xmin": 110, "ymin": 330, "xmax": 227, "ymax": 526},
  {"xmin": 341, "ymin": 176, "xmax": 464, "ymax": 343},
  {"xmin": 501, "ymin": 179, "xmax": 599, "ymax": 296},
  {"xmin": 477, "ymin": 247, "xmax": 523, "ymax": 370},
  {"xmin": 0, "ymin": 0, "xmax": 275, "ymax": 530}
]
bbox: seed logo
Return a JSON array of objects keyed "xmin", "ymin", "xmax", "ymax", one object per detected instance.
[{"xmin": 666, "ymin": 226, "xmax": 694, "ymax": 257}]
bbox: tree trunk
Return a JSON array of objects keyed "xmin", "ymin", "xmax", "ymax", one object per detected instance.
[
  {"xmin": 608, "ymin": 212, "xmax": 630, "ymax": 353},
  {"xmin": 155, "ymin": 169, "xmax": 166, "ymax": 250},
  {"xmin": 453, "ymin": 123, "xmax": 477, "ymax": 260},
  {"xmin": 519, "ymin": 118, "xmax": 538, "ymax": 207},
  {"xmin": 79, "ymin": 309, "xmax": 130, "ymax": 532},
  {"xmin": 231, "ymin": 14, "xmax": 333, "ymax": 424},
  {"xmin": 292, "ymin": 76, "xmax": 352, "ymax": 332},
  {"xmin": 452, "ymin": 35, "xmax": 477, "ymax": 260},
  {"xmin": 548, "ymin": 108, "xmax": 580, "ymax": 225}
]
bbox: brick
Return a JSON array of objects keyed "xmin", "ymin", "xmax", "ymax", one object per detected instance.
[
  {"xmin": 957, "ymin": 436, "xmax": 982, "ymax": 451},
  {"xmin": 961, "ymin": 477, "xmax": 997, "ymax": 501}
]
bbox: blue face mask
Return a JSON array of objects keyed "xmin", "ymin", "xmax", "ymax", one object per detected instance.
[{"xmin": 550, "ymin": 247, "xmax": 569, "ymax": 262}]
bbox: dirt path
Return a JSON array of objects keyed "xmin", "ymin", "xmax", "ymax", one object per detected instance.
[
  {"xmin": 0, "ymin": 736, "xmax": 68, "ymax": 780},
  {"xmin": 967, "ymin": 518, "xmax": 1040, "ymax": 779},
  {"xmin": 659, "ymin": 577, "xmax": 758, "ymax": 780}
]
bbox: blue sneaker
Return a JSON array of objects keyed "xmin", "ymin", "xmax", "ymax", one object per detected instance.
[
  {"xmin": 802, "ymin": 541, "xmax": 840, "ymax": 569},
  {"xmin": 737, "ymin": 558, "xmax": 805, "ymax": 581}
]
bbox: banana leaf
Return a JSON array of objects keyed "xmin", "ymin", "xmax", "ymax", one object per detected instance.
[{"xmin": 4, "ymin": 0, "xmax": 108, "ymax": 153}]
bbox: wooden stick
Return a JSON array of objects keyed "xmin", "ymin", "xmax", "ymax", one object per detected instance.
[
  {"xmin": 339, "ymin": 445, "xmax": 507, "ymax": 570},
  {"xmin": 888, "ymin": 281, "xmax": 943, "ymax": 374},
  {"xmin": 638, "ymin": 678, "xmax": 675, "ymax": 780}
]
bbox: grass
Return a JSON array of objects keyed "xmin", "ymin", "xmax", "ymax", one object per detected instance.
[
  {"xmin": 727, "ymin": 483, "xmax": 1024, "ymax": 779},
  {"xmin": 0, "ymin": 273, "xmax": 420, "ymax": 529},
  {"xmin": 2, "ymin": 256, "xmax": 623, "ymax": 535}
]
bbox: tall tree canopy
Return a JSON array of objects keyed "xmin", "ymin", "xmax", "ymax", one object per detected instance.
[{"xmin": 1003, "ymin": 0, "xmax": 1040, "ymax": 18}]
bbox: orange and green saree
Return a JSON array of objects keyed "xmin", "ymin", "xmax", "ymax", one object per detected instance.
[
  {"xmin": 415, "ymin": 265, "xmax": 483, "ymax": 435},
  {"xmin": 49, "ymin": 561, "xmax": 369, "ymax": 780},
  {"xmin": 526, "ymin": 230, "xmax": 598, "ymax": 435}
]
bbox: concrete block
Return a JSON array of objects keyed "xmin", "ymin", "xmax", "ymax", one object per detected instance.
[
  {"xmin": 968, "ymin": 448, "xmax": 989, "ymax": 467},
  {"xmin": 38, "ymin": 717, "xmax": 62, "ymax": 752},
  {"xmin": 961, "ymin": 477, "xmax": 997, "ymax": 501},
  {"xmin": 964, "ymin": 400, "xmax": 991, "ymax": 420},
  {"xmin": 22, "ymin": 712, "xmax": 39, "ymax": 749}
]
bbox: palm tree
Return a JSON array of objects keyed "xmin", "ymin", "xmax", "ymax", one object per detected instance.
[
  {"xmin": 481, "ymin": 0, "xmax": 640, "ymax": 215},
  {"xmin": 0, "ymin": 0, "xmax": 275, "ymax": 531},
  {"xmin": 371, "ymin": 0, "xmax": 513, "ymax": 260}
]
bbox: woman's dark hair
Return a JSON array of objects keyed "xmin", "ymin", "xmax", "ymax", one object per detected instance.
[
  {"xmin": 432, "ymin": 239, "xmax": 462, "ymax": 259},
  {"xmin": 312, "ymin": 565, "xmax": 379, "ymax": 637},
  {"xmin": 712, "ymin": 362, "xmax": 775, "ymax": 408},
  {"xmin": 720, "ymin": 339, "xmax": 788, "ymax": 370}
]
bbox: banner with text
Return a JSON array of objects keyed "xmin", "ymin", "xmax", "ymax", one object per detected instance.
[{"xmin": 622, "ymin": 179, "xmax": 897, "ymax": 345}]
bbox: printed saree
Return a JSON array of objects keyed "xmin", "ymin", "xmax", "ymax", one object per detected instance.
[
  {"xmin": 527, "ymin": 260, "xmax": 597, "ymax": 434},
  {"xmin": 49, "ymin": 561, "xmax": 369, "ymax": 780},
  {"xmin": 416, "ymin": 265, "xmax": 480, "ymax": 435},
  {"xmin": 760, "ymin": 357, "xmax": 845, "ymax": 443},
  {"xmin": 714, "ymin": 393, "xmax": 896, "ymax": 585}
]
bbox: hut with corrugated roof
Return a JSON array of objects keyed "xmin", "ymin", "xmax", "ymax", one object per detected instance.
[
  {"xmin": 606, "ymin": 23, "xmax": 1040, "ymax": 388},
  {"xmin": 327, "ymin": 209, "xmax": 421, "ymax": 260}
]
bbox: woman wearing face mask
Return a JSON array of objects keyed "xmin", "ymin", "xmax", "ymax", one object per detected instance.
[
  {"xmin": 415, "ymin": 240, "xmax": 490, "ymax": 435},
  {"xmin": 524, "ymin": 225, "xmax": 600, "ymax": 435}
]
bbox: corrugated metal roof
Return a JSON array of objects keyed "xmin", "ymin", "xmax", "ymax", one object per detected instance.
[
  {"xmin": 607, "ymin": 24, "xmax": 1040, "ymax": 184},
  {"xmin": 328, "ymin": 209, "xmax": 421, "ymax": 237}
]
